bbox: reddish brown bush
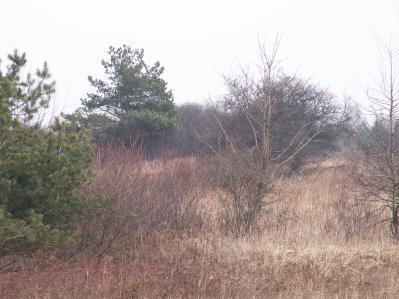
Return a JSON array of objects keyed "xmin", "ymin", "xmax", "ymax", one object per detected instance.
[{"xmin": 74, "ymin": 145, "xmax": 207, "ymax": 260}]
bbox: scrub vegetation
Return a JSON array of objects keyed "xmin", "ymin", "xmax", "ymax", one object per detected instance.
[{"xmin": 1, "ymin": 39, "xmax": 399, "ymax": 298}]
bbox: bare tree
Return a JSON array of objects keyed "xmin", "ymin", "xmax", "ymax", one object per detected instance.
[
  {"xmin": 207, "ymin": 36, "xmax": 319, "ymax": 237},
  {"xmin": 355, "ymin": 41, "xmax": 399, "ymax": 238}
]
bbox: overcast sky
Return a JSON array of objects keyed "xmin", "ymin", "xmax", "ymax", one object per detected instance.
[{"xmin": 1, "ymin": 0, "xmax": 399, "ymax": 115}]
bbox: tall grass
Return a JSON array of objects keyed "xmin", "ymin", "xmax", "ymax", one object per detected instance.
[{"xmin": 1, "ymin": 150, "xmax": 399, "ymax": 298}]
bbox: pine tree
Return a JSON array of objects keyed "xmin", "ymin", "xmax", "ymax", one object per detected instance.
[
  {"xmin": 67, "ymin": 45, "xmax": 177, "ymax": 143},
  {"xmin": 0, "ymin": 51, "xmax": 92, "ymax": 256}
]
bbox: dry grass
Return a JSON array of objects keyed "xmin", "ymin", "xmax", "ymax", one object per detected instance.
[{"xmin": 1, "ymin": 154, "xmax": 399, "ymax": 298}]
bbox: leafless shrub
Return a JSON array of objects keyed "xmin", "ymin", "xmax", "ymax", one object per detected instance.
[
  {"xmin": 331, "ymin": 169, "xmax": 385, "ymax": 240},
  {"xmin": 205, "ymin": 36, "xmax": 318, "ymax": 237},
  {"xmin": 211, "ymin": 150, "xmax": 283, "ymax": 237},
  {"xmin": 73, "ymin": 144, "xmax": 207, "ymax": 260},
  {"xmin": 354, "ymin": 42, "xmax": 399, "ymax": 239},
  {"xmin": 142, "ymin": 156, "xmax": 207, "ymax": 232}
]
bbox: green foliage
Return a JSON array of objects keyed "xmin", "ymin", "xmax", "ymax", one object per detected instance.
[
  {"xmin": 69, "ymin": 45, "xmax": 177, "ymax": 141},
  {"xmin": 118, "ymin": 109, "xmax": 177, "ymax": 137},
  {"xmin": 0, "ymin": 51, "xmax": 92, "ymax": 256},
  {"xmin": 0, "ymin": 208, "xmax": 65, "ymax": 256}
]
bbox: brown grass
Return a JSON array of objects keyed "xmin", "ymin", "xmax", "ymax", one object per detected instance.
[{"xmin": 1, "ymin": 154, "xmax": 399, "ymax": 298}]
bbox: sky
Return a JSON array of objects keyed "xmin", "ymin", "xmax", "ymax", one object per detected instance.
[{"xmin": 1, "ymin": 0, "xmax": 399, "ymax": 116}]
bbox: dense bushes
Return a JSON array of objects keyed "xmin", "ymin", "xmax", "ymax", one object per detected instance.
[
  {"xmin": 72, "ymin": 145, "xmax": 207, "ymax": 259},
  {"xmin": 161, "ymin": 77, "xmax": 355, "ymax": 168}
]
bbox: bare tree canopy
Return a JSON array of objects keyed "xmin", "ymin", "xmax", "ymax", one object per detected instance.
[{"xmin": 355, "ymin": 41, "xmax": 399, "ymax": 238}]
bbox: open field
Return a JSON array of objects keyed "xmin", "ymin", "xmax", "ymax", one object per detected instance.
[{"xmin": 1, "ymin": 154, "xmax": 399, "ymax": 298}]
